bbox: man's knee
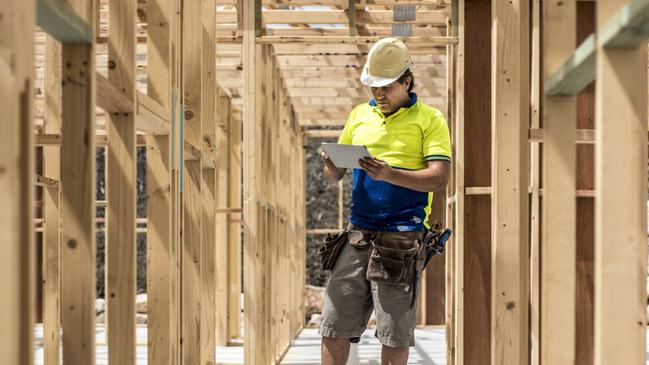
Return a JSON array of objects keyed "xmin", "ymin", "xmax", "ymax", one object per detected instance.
[
  {"xmin": 322, "ymin": 336, "xmax": 350, "ymax": 347},
  {"xmin": 322, "ymin": 337, "xmax": 351, "ymax": 365},
  {"xmin": 381, "ymin": 344, "xmax": 409, "ymax": 365}
]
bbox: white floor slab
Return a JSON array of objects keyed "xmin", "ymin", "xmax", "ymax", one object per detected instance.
[
  {"xmin": 33, "ymin": 325, "xmax": 649, "ymax": 365},
  {"xmin": 280, "ymin": 327, "xmax": 446, "ymax": 365}
]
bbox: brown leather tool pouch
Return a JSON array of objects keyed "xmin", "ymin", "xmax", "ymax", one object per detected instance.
[
  {"xmin": 318, "ymin": 230, "xmax": 348, "ymax": 271},
  {"xmin": 366, "ymin": 231, "xmax": 421, "ymax": 286}
]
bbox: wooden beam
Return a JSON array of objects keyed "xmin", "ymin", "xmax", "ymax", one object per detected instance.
[
  {"xmin": 106, "ymin": 0, "xmax": 137, "ymax": 362},
  {"xmin": 264, "ymin": 25, "xmax": 447, "ymax": 37},
  {"xmin": 243, "ymin": 0, "xmax": 263, "ymax": 363},
  {"xmin": 144, "ymin": 0, "xmax": 180, "ymax": 342},
  {"xmin": 219, "ymin": 0, "xmax": 446, "ymax": 4},
  {"xmin": 60, "ymin": 0, "xmax": 96, "ymax": 363},
  {"xmin": 200, "ymin": 1, "xmax": 217, "ymax": 363},
  {"xmin": 574, "ymin": 5, "xmax": 596, "ymax": 363},
  {"xmin": 546, "ymin": 0, "xmax": 649, "ymax": 96},
  {"xmin": 529, "ymin": 1, "xmax": 541, "ymax": 363},
  {"xmin": 216, "ymin": 9, "xmax": 449, "ymax": 25},
  {"xmin": 227, "ymin": 109, "xmax": 243, "ymax": 342},
  {"xmin": 457, "ymin": 0, "xmax": 491, "ymax": 363},
  {"xmin": 36, "ymin": 133, "xmax": 147, "ymax": 146},
  {"xmin": 214, "ymin": 91, "xmax": 231, "ymax": 346},
  {"xmin": 529, "ymin": 128, "xmax": 596, "ymax": 143},
  {"xmin": 598, "ymin": 0, "xmax": 649, "ymax": 48},
  {"xmin": 42, "ymin": 33, "xmax": 62, "ymax": 365},
  {"xmin": 347, "ymin": 0, "xmax": 356, "ymax": 36},
  {"xmin": 137, "ymin": 93, "xmax": 171, "ymax": 135},
  {"xmin": 543, "ymin": 34, "xmax": 595, "ymax": 96},
  {"xmin": 36, "ymin": 0, "xmax": 93, "ymax": 44},
  {"xmin": 491, "ymin": 1, "xmax": 531, "ymax": 355},
  {"xmin": 593, "ymin": 1, "xmax": 648, "ymax": 364},
  {"xmin": 182, "ymin": 1, "xmax": 205, "ymax": 364},
  {"xmin": 541, "ymin": 1, "xmax": 577, "ymax": 364},
  {"xmin": 97, "ymin": 71, "xmax": 172, "ymax": 134},
  {"xmin": 96, "ymin": 72, "xmax": 134, "ymax": 114},
  {"xmin": 0, "ymin": 1, "xmax": 35, "ymax": 363},
  {"xmin": 254, "ymin": 35, "xmax": 458, "ymax": 45}
]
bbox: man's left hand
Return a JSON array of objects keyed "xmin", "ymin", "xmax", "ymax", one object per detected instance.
[{"xmin": 358, "ymin": 157, "xmax": 393, "ymax": 181}]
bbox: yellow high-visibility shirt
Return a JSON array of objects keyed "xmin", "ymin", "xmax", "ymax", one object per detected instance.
[{"xmin": 338, "ymin": 93, "xmax": 452, "ymax": 231}]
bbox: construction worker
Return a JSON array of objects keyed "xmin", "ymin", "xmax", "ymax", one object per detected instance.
[{"xmin": 319, "ymin": 38, "xmax": 451, "ymax": 365}]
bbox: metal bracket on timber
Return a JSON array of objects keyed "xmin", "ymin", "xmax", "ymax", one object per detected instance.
[{"xmin": 544, "ymin": 0, "xmax": 649, "ymax": 96}]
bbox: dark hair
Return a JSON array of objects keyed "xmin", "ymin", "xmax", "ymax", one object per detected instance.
[{"xmin": 397, "ymin": 69, "xmax": 415, "ymax": 92}]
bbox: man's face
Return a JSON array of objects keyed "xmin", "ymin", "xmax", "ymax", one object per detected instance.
[{"xmin": 370, "ymin": 78, "xmax": 411, "ymax": 114}]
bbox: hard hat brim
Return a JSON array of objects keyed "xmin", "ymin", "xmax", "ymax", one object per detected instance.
[{"xmin": 360, "ymin": 65, "xmax": 408, "ymax": 88}]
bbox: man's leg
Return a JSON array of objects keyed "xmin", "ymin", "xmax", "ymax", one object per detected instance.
[
  {"xmin": 381, "ymin": 345, "xmax": 409, "ymax": 365},
  {"xmin": 319, "ymin": 242, "xmax": 373, "ymax": 364},
  {"xmin": 322, "ymin": 337, "xmax": 351, "ymax": 365}
]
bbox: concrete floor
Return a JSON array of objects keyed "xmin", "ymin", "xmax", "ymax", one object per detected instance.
[
  {"xmin": 280, "ymin": 327, "xmax": 445, "ymax": 365},
  {"xmin": 33, "ymin": 325, "xmax": 649, "ymax": 365}
]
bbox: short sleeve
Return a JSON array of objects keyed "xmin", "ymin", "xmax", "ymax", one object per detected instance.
[
  {"xmin": 422, "ymin": 110, "xmax": 452, "ymax": 162},
  {"xmin": 338, "ymin": 108, "xmax": 356, "ymax": 145}
]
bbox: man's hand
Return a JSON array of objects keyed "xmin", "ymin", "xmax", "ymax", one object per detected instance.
[
  {"xmin": 358, "ymin": 157, "xmax": 393, "ymax": 181},
  {"xmin": 321, "ymin": 151, "xmax": 346, "ymax": 182},
  {"xmin": 321, "ymin": 151, "xmax": 337, "ymax": 171}
]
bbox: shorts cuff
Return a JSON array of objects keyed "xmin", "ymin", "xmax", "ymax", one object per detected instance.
[
  {"xmin": 319, "ymin": 326, "xmax": 365, "ymax": 339},
  {"xmin": 374, "ymin": 330, "xmax": 414, "ymax": 348}
]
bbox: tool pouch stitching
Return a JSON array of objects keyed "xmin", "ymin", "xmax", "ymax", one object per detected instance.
[
  {"xmin": 366, "ymin": 235, "xmax": 419, "ymax": 286},
  {"xmin": 318, "ymin": 230, "xmax": 348, "ymax": 271}
]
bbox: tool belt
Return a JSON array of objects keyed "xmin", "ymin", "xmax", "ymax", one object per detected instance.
[
  {"xmin": 409, "ymin": 221, "xmax": 453, "ymax": 308},
  {"xmin": 361, "ymin": 227, "xmax": 424, "ymax": 287},
  {"xmin": 318, "ymin": 230, "xmax": 348, "ymax": 271},
  {"xmin": 317, "ymin": 226, "xmax": 372, "ymax": 271}
]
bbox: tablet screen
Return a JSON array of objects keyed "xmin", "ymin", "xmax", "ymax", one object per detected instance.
[{"xmin": 321, "ymin": 143, "xmax": 371, "ymax": 169}]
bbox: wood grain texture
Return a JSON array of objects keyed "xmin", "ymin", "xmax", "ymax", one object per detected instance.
[
  {"xmin": 242, "ymin": 0, "xmax": 262, "ymax": 363},
  {"xmin": 215, "ymin": 90, "xmax": 231, "ymax": 346},
  {"xmin": 106, "ymin": 0, "xmax": 137, "ymax": 362},
  {"xmin": 491, "ymin": 2, "xmax": 532, "ymax": 357},
  {"xmin": 200, "ymin": 0, "xmax": 217, "ymax": 362},
  {"xmin": 146, "ymin": 0, "xmax": 179, "ymax": 362},
  {"xmin": 594, "ymin": 1, "xmax": 648, "ymax": 364},
  {"xmin": 541, "ymin": 1, "xmax": 577, "ymax": 364},
  {"xmin": 43, "ymin": 34, "xmax": 62, "ymax": 365},
  {"xmin": 575, "ymin": 3, "xmax": 596, "ymax": 364},
  {"xmin": 227, "ymin": 110, "xmax": 242, "ymax": 342},
  {"xmin": 460, "ymin": 0, "xmax": 491, "ymax": 363},
  {"xmin": 59, "ymin": 1, "xmax": 96, "ymax": 364},
  {"xmin": 0, "ymin": 1, "xmax": 35, "ymax": 363},
  {"xmin": 181, "ymin": 0, "xmax": 205, "ymax": 362}
]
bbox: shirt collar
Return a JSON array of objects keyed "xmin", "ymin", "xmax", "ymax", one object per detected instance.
[{"xmin": 369, "ymin": 92, "xmax": 418, "ymax": 108}]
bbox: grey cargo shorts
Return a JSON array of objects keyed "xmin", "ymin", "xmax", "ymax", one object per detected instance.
[{"xmin": 318, "ymin": 230, "xmax": 422, "ymax": 348}]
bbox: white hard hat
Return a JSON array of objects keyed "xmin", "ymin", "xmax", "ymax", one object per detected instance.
[{"xmin": 360, "ymin": 38, "xmax": 413, "ymax": 87}]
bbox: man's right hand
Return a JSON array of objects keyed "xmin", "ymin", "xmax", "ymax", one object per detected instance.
[{"xmin": 321, "ymin": 151, "xmax": 346, "ymax": 182}]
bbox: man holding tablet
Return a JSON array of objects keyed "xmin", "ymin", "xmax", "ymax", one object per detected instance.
[{"xmin": 318, "ymin": 37, "xmax": 451, "ymax": 365}]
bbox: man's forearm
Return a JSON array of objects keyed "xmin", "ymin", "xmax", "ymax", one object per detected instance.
[{"xmin": 385, "ymin": 167, "xmax": 447, "ymax": 192}]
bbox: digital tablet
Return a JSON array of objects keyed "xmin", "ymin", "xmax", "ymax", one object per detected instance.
[{"xmin": 321, "ymin": 143, "xmax": 372, "ymax": 169}]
